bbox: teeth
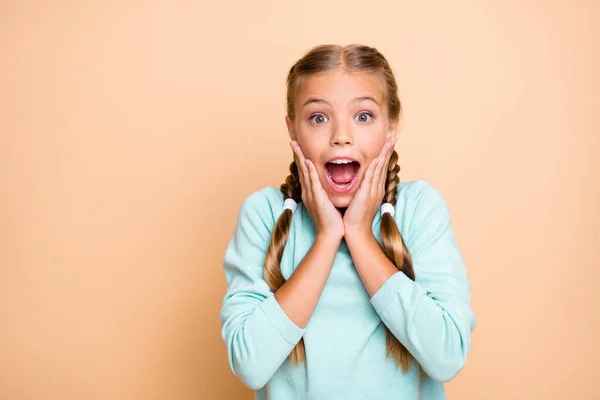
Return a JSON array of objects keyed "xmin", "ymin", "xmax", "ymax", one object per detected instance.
[{"xmin": 329, "ymin": 159, "xmax": 353, "ymax": 164}]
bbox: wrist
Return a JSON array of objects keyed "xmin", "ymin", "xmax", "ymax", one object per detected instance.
[
  {"xmin": 344, "ymin": 225, "xmax": 373, "ymax": 241},
  {"xmin": 315, "ymin": 233, "xmax": 343, "ymax": 247}
]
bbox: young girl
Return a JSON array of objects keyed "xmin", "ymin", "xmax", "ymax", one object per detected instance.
[{"xmin": 219, "ymin": 44, "xmax": 476, "ymax": 399}]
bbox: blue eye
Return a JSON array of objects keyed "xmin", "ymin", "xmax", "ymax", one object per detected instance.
[
  {"xmin": 356, "ymin": 112, "xmax": 373, "ymax": 122},
  {"xmin": 309, "ymin": 114, "xmax": 328, "ymax": 124}
]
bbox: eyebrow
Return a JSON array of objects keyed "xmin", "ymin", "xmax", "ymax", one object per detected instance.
[{"xmin": 301, "ymin": 96, "xmax": 380, "ymax": 109}]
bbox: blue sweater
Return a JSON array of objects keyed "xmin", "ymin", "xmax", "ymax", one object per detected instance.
[{"xmin": 220, "ymin": 180, "xmax": 476, "ymax": 399}]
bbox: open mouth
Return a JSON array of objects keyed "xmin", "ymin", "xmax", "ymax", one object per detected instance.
[{"xmin": 324, "ymin": 159, "xmax": 361, "ymax": 194}]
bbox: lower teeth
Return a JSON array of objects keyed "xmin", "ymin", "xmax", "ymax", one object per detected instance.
[{"xmin": 332, "ymin": 179, "xmax": 352, "ymax": 188}]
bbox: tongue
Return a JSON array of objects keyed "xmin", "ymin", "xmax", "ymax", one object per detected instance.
[{"xmin": 329, "ymin": 163, "xmax": 356, "ymax": 184}]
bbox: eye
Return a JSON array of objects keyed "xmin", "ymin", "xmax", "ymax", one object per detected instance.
[
  {"xmin": 356, "ymin": 112, "xmax": 373, "ymax": 123},
  {"xmin": 309, "ymin": 113, "xmax": 328, "ymax": 125}
]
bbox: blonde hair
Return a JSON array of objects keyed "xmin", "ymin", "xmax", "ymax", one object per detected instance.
[{"xmin": 264, "ymin": 44, "xmax": 416, "ymax": 373}]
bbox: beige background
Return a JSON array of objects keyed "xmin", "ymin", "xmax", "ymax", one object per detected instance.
[{"xmin": 1, "ymin": 1, "xmax": 599, "ymax": 399}]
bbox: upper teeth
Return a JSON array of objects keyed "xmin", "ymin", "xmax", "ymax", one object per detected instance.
[{"xmin": 330, "ymin": 159, "xmax": 353, "ymax": 164}]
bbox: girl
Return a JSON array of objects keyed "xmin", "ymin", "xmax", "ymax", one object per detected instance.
[{"xmin": 219, "ymin": 44, "xmax": 476, "ymax": 400}]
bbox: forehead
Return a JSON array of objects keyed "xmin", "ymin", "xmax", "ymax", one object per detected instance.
[{"xmin": 296, "ymin": 69, "xmax": 385, "ymax": 106}]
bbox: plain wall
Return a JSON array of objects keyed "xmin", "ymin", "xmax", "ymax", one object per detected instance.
[{"xmin": 1, "ymin": 1, "xmax": 599, "ymax": 399}]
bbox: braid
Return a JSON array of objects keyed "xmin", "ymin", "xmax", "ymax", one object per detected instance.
[
  {"xmin": 380, "ymin": 150, "xmax": 416, "ymax": 372},
  {"xmin": 282, "ymin": 161, "xmax": 302, "ymax": 202},
  {"xmin": 264, "ymin": 160, "xmax": 306, "ymax": 365},
  {"xmin": 383, "ymin": 151, "xmax": 400, "ymax": 203}
]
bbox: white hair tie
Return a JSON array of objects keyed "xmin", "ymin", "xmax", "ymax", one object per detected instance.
[
  {"xmin": 283, "ymin": 198, "xmax": 298, "ymax": 214},
  {"xmin": 380, "ymin": 203, "xmax": 395, "ymax": 217}
]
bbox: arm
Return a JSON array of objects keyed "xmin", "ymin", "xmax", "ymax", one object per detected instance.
[
  {"xmin": 275, "ymin": 234, "xmax": 341, "ymax": 328},
  {"xmin": 220, "ymin": 190, "xmax": 340, "ymax": 390},
  {"xmin": 345, "ymin": 182, "xmax": 476, "ymax": 383},
  {"xmin": 344, "ymin": 228, "xmax": 397, "ymax": 297}
]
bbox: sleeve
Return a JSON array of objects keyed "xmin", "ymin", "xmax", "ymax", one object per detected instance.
[
  {"xmin": 369, "ymin": 181, "xmax": 477, "ymax": 383},
  {"xmin": 219, "ymin": 189, "xmax": 306, "ymax": 390}
]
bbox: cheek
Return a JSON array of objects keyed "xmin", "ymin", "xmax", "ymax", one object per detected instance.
[
  {"xmin": 297, "ymin": 135, "xmax": 327, "ymax": 160},
  {"xmin": 357, "ymin": 123, "xmax": 387, "ymax": 150},
  {"xmin": 358, "ymin": 137, "xmax": 386, "ymax": 160},
  {"xmin": 296, "ymin": 141, "xmax": 321, "ymax": 164}
]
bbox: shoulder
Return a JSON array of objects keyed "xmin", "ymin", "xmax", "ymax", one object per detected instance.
[
  {"xmin": 237, "ymin": 186, "xmax": 285, "ymax": 230},
  {"xmin": 396, "ymin": 179, "xmax": 447, "ymax": 209},
  {"xmin": 393, "ymin": 179, "xmax": 450, "ymax": 229},
  {"xmin": 241, "ymin": 185, "xmax": 284, "ymax": 208}
]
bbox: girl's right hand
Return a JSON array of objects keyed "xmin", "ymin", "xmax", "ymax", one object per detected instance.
[{"xmin": 290, "ymin": 141, "xmax": 345, "ymax": 242}]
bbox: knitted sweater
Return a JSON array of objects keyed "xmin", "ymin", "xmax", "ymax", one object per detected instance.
[{"xmin": 220, "ymin": 180, "xmax": 476, "ymax": 399}]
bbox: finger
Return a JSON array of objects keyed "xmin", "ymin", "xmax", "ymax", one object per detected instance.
[
  {"xmin": 291, "ymin": 142, "xmax": 318, "ymax": 201},
  {"xmin": 378, "ymin": 137, "xmax": 396, "ymax": 190},
  {"xmin": 305, "ymin": 159, "xmax": 322, "ymax": 198},
  {"xmin": 290, "ymin": 141, "xmax": 309, "ymax": 195},
  {"xmin": 359, "ymin": 157, "xmax": 379, "ymax": 199},
  {"xmin": 372, "ymin": 139, "xmax": 393, "ymax": 194},
  {"xmin": 295, "ymin": 154, "xmax": 308, "ymax": 193}
]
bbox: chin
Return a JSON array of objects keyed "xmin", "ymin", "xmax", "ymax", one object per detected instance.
[{"xmin": 328, "ymin": 193, "xmax": 354, "ymax": 209}]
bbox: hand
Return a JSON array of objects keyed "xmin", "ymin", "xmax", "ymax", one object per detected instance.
[
  {"xmin": 343, "ymin": 136, "xmax": 397, "ymax": 237},
  {"xmin": 290, "ymin": 141, "xmax": 345, "ymax": 242}
]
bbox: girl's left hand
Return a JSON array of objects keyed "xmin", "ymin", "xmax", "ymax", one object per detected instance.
[{"xmin": 343, "ymin": 136, "xmax": 397, "ymax": 237}]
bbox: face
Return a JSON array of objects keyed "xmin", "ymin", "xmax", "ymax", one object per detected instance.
[{"xmin": 286, "ymin": 69, "xmax": 397, "ymax": 208}]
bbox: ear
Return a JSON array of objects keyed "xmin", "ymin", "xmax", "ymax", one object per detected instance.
[
  {"xmin": 386, "ymin": 120, "xmax": 398, "ymax": 139},
  {"xmin": 285, "ymin": 116, "xmax": 297, "ymax": 141}
]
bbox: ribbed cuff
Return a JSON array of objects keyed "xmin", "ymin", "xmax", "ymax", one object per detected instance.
[
  {"xmin": 259, "ymin": 295, "xmax": 305, "ymax": 345},
  {"xmin": 370, "ymin": 271, "xmax": 412, "ymax": 314}
]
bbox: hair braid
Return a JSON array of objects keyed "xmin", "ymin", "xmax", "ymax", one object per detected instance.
[
  {"xmin": 380, "ymin": 150, "xmax": 416, "ymax": 372},
  {"xmin": 264, "ymin": 160, "xmax": 306, "ymax": 364}
]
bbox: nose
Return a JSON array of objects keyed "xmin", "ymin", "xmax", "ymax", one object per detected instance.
[{"xmin": 330, "ymin": 121, "xmax": 353, "ymax": 146}]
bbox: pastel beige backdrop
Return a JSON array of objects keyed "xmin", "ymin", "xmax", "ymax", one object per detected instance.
[{"xmin": 1, "ymin": 1, "xmax": 598, "ymax": 399}]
